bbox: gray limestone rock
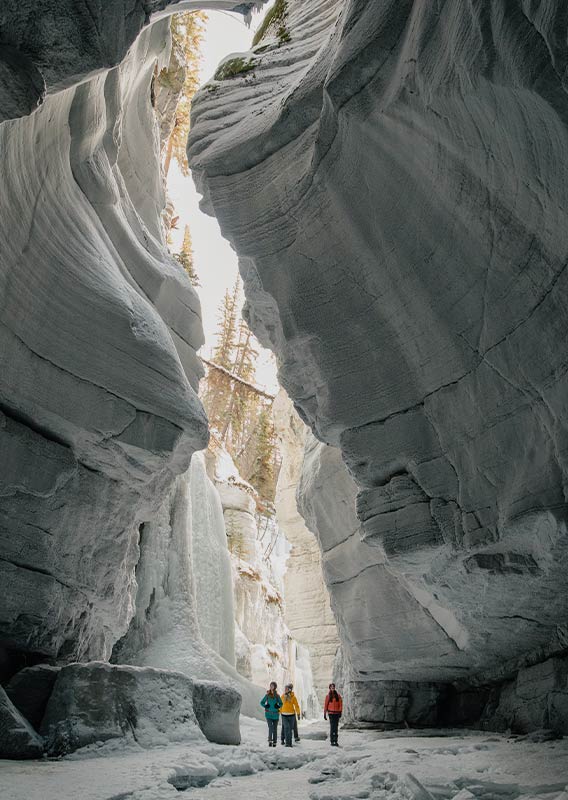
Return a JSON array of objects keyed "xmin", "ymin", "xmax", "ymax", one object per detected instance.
[
  {"xmin": 0, "ymin": 685, "xmax": 44, "ymax": 759},
  {"xmin": 187, "ymin": 0, "xmax": 568, "ymax": 729},
  {"xmin": 482, "ymin": 656, "xmax": 568, "ymax": 735},
  {"xmin": 346, "ymin": 680, "xmax": 442, "ymax": 728},
  {"xmin": 192, "ymin": 680, "xmax": 241, "ymax": 745},
  {"xmin": 41, "ymin": 662, "xmax": 206, "ymax": 755},
  {"xmin": 5, "ymin": 664, "xmax": 60, "ymax": 731},
  {"xmin": 0, "ymin": 0, "xmax": 273, "ymax": 684},
  {"xmin": 0, "ymin": 11, "xmax": 212, "ymax": 666}
]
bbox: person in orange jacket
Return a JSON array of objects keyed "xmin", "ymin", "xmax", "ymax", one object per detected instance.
[{"xmin": 324, "ymin": 682, "xmax": 343, "ymax": 746}]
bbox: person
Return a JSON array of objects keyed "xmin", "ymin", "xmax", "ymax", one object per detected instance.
[
  {"xmin": 280, "ymin": 683, "xmax": 301, "ymax": 747},
  {"xmin": 280, "ymin": 683, "xmax": 301, "ymax": 745},
  {"xmin": 260, "ymin": 682, "xmax": 282, "ymax": 747},
  {"xmin": 324, "ymin": 682, "xmax": 343, "ymax": 746}
]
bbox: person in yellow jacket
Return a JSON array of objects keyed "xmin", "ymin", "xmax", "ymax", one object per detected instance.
[{"xmin": 280, "ymin": 684, "xmax": 301, "ymax": 747}]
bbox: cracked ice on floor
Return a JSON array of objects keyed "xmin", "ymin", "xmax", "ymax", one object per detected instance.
[{"xmin": 1, "ymin": 719, "xmax": 567, "ymax": 800}]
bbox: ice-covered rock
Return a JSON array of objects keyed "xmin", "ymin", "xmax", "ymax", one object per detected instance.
[
  {"xmin": 209, "ymin": 443, "xmax": 292, "ymax": 688},
  {"xmin": 273, "ymin": 390, "xmax": 339, "ymax": 704},
  {"xmin": 190, "ymin": 454, "xmax": 236, "ymax": 665},
  {"xmin": 187, "ymin": 0, "xmax": 568, "ymax": 730},
  {"xmin": 209, "ymin": 440, "xmax": 319, "ymax": 712},
  {"xmin": 110, "ymin": 458, "xmax": 263, "ymax": 720},
  {"xmin": 0, "ymin": 685, "xmax": 44, "ymax": 759},
  {"xmin": 192, "ymin": 679, "xmax": 241, "ymax": 745},
  {"xmin": 5, "ymin": 664, "xmax": 60, "ymax": 731},
  {"xmin": 40, "ymin": 662, "xmax": 205, "ymax": 755}
]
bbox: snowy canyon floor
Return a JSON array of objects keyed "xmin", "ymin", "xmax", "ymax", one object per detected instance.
[{"xmin": 1, "ymin": 720, "xmax": 567, "ymax": 800}]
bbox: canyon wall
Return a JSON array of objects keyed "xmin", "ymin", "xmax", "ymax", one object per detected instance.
[
  {"xmin": 0, "ymin": 1, "xmax": 259, "ymax": 676},
  {"xmin": 187, "ymin": 0, "xmax": 568, "ymax": 728},
  {"xmin": 0, "ymin": 19, "xmax": 205, "ymax": 674}
]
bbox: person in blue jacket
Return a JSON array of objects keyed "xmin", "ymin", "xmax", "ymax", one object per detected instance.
[{"xmin": 260, "ymin": 681, "xmax": 282, "ymax": 746}]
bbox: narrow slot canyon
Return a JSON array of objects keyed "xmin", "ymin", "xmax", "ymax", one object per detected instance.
[{"xmin": 1, "ymin": 2, "xmax": 568, "ymax": 799}]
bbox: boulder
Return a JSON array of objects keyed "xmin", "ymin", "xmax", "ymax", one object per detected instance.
[
  {"xmin": 192, "ymin": 679, "xmax": 241, "ymax": 745},
  {"xmin": 41, "ymin": 662, "xmax": 205, "ymax": 755},
  {"xmin": 6, "ymin": 664, "xmax": 60, "ymax": 730},
  {"xmin": 341, "ymin": 679, "xmax": 443, "ymax": 728},
  {"xmin": 0, "ymin": 685, "xmax": 44, "ymax": 759},
  {"xmin": 482, "ymin": 655, "xmax": 568, "ymax": 734}
]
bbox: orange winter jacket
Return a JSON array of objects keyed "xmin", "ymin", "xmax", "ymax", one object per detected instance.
[{"xmin": 324, "ymin": 692, "xmax": 343, "ymax": 714}]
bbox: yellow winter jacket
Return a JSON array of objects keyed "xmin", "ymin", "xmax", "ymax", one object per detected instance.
[{"xmin": 280, "ymin": 691, "xmax": 300, "ymax": 716}]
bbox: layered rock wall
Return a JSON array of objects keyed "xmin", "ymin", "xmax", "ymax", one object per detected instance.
[
  {"xmin": 0, "ymin": 0, "xmax": 258, "ymax": 672},
  {"xmin": 298, "ymin": 436, "xmax": 568, "ymax": 733},
  {"xmin": 0, "ymin": 20, "xmax": 206, "ymax": 671},
  {"xmin": 188, "ymin": 0, "xmax": 568, "ymax": 727}
]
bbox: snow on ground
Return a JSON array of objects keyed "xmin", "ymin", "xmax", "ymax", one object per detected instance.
[{"xmin": 1, "ymin": 718, "xmax": 567, "ymax": 800}]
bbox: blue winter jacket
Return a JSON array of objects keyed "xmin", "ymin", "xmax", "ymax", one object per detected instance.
[{"xmin": 260, "ymin": 693, "xmax": 282, "ymax": 720}]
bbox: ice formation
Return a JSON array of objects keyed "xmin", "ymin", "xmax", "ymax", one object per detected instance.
[
  {"xmin": 109, "ymin": 453, "xmax": 265, "ymax": 719},
  {"xmin": 273, "ymin": 390, "xmax": 340, "ymax": 704},
  {"xmin": 210, "ymin": 441, "xmax": 319, "ymax": 715}
]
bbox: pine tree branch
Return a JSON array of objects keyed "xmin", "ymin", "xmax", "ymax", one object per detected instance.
[{"xmin": 201, "ymin": 358, "xmax": 275, "ymax": 400}]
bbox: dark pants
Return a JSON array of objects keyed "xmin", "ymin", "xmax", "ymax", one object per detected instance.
[
  {"xmin": 328, "ymin": 713, "xmax": 340, "ymax": 744},
  {"xmin": 281, "ymin": 714, "xmax": 295, "ymax": 746},
  {"xmin": 281, "ymin": 714, "xmax": 298, "ymax": 742},
  {"xmin": 267, "ymin": 717, "xmax": 278, "ymax": 744}
]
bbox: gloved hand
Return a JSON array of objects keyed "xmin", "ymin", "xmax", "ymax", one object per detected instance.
[{"xmin": 324, "ymin": 714, "xmax": 327, "ymax": 720}]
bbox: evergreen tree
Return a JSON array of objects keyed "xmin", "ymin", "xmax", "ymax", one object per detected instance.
[
  {"xmin": 199, "ymin": 275, "xmax": 279, "ymax": 503},
  {"xmin": 220, "ymin": 319, "xmax": 258, "ymax": 444},
  {"xmin": 212, "ymin": 278, "xmax": 239, "ymax": 369},
  {"xmin": 163, "ymin": 11, "xmax": 207, "ymax": 178},
  {"xmin": 249, "ymin": 407, "xmax": 276, "ymax": 501},
  {"xmin": 174, "ymin": 224, "xmax": 200, "ymax": 286},
  {"xmin": 203, "ymin": 278, "xmax": 240, "ymax": 431}
]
